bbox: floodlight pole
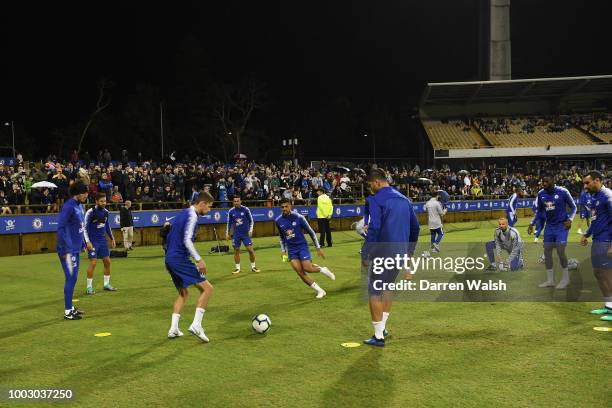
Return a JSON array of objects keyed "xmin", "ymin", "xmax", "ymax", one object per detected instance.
[
  {"xmin": 10, "ymin": 121, "xmax": 15, "ymax": 158},
  {"xmin": 364, "ymin": 133, "xmax": 376, "ymax": 163},
  {"xmin": 160, "ymin": 102, "xmax": 164, "ymax": 160},
  {"xmin": 373, "ymin": 133, "xmax": 376, "ymax": 163}
]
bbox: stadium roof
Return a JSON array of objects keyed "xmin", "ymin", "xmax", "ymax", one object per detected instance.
[{"xmin": 420, "ymin": 74, "xmax": 612, "ymax": 106}]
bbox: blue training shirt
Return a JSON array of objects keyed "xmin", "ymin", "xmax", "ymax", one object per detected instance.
[
  {"xmin": 531, "ymin": 186, "xmax": 576, "ymax": 227},
  {"xmin": 531, "ymin": 200, "xmax": 546, "ymax": 222},
  {"xmin": 585, "ymin": 186, "xmax": 612, "ymax": 242},
  {"xmin": 165, "ymin": 206, "xmax": 202, "ymax": 262},
  {"xmin": 226, "ymin": 205, "xmax": 254, "ymax": 236},
  {"xmin": 275, "ymin": 211, "xmax": 319, "ymax": 252},
  {"xmin": 362, "ymin": 186, "xmax": 420, "ymax": 259},
  {"xmin": 579, "ymin": 191, "xmax": 593, "ymax": 212},
  {"xmin": 56, "ymin": 198, "xmax": 85, "ymax": 255},
  {"xmin": 83, "ymin": 206, "xmax": 114, "ymax": 244},
  {"xmin": 507, "ymin": 193, "xmax": 518, "ymax": 215}
]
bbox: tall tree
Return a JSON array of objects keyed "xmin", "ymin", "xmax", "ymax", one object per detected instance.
[
  {"xmin": 77, "ymin": 78, "xmax": 113, "ymax": 153},
  {"xmin": 213, "ymin": 77, "xmax": 265, "ymax": 156}
]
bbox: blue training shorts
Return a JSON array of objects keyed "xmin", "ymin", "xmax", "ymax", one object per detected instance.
[
  {"xmin": 288, "ymin": 246, "xmax": 312, "ymax": 261},
  {"xmin": 87, "ymin": 242, "xmax": 110, "ymax": 259},
  {"xmin": 543, "ymin": 225, "xmax": 569, "ymax": 246},
  {"xmin": 233, "ymin": 234, "xmax": 253, "ymax": 249},
  {"xmin": 165, "ymin": 259, "xmax": 207, "ymax": 289},
  {"xmin": 591, "ymin": 241, "xmax": 611, "ymax": 269},
  {"xmin": 368, "ymin": 265, "xmax": 400, "ymax": 296}
]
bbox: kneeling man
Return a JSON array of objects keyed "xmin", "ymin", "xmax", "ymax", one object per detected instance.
[{"xmin": 486, "ymin": 217, "xmax": 524, "ymax": 272}]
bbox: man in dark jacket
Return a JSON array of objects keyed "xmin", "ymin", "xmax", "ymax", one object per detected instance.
[
  {"xmin": 362, "ymin": 169, "xmax": 420, "ymax": 347},
  {"xmin": 120, "ymin": 200, "xmax": 134, "ymax": 250}
]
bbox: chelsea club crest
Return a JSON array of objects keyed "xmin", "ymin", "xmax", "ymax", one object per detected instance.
[{"xmin": 32, "ymin": 218, "xmax": 43, "ymax": 230}]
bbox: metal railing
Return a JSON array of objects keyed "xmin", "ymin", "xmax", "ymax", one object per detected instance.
[
  {"xmin": 0, "ymin": 183, "xmax": 546, "ymax": 216},
  {"xmin": 0, "ymin": 196, "xmax": 363, "ymax": 216}
]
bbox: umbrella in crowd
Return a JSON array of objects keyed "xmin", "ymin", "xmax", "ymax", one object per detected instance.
[
  {"xmin": 333, "ymin": 166, "xmax": 351, "ymax": 173},
  {"xmin": 31, "ymin": 181, "xmax": 57, "ymax": 189},
  {"xmin": 351, "ymin": 168, "xmax": 366, "ymax": 176},
  {"xmin": 234, "ymin": 153, "xmax": 248, "ymax": 159},
  {"xmin": 417, "ymin": 178, "xmax": 432, "ymax": 185},
  {"xmin": 471, "ymin": 169, "xmax": 481, "ymax": 174},
  {"xmin": 458, "ymin": 169, "xmax": 469, "ymax": 175},
  {"xmin": 437, "ymin": 189, "xmax": 450, "ymax": 203}
]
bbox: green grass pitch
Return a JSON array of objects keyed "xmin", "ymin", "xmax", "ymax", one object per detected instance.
[{"xmin": 0, "ymin": 219, "xmax": 609, "ymax": 407}]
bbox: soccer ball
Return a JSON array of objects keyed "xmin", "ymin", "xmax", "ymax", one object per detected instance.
[
  {"xmin": 252, "ymin": 314, "xmax": 271, "ymax": 334},
  {"xmin": 568, "ymin": 258, "xmax": 579, "ymax": 270}
]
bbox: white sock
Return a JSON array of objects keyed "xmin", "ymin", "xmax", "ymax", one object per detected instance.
[
  {"xmin": 372, "ymin": 321, "xmax": 385, "ymax": 340},
  {"xmin": 251, "ymin": 262, "xmax": 256, "ymax": 268},
  {"xmin": 310, "ymin": 282, "xmax": 323, "ymax": 293},
  {"xmin": 546, "ymin": 269, "xmax": 554, "ymax": 282},
  {"xmin": 87, "ymin": 278, "xmax": 93, "ymax": 288},
  {"xmin": 170, "ymin": 313, "xmax": 180, "ymax": 331},
  {"xmin": 65, "ymin": 309, "xmax": 72, "ymax": 315},
  {"xmin": 605, "ymin": 301, "xmax": 612, "ymax": 309},
  {"xmin": 103, "ymin": 275, "xmax": 110, "ymax": 286},
  {"xmin": 382, "ymin": 312, "xmax": 389, "ymax": 328},
  {"xmin": 192, "ymin": 307, "xmax": 205, "ymax": 328},
  {"xmin": 235, "ymin": 264, "xmax": 241, "ymax": 271},
  {"xmin": 560, "ymin": 268, "xmax": 569, "ymax": 282}
]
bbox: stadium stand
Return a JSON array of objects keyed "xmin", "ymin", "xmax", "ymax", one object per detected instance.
[
  {"xmin": 425, "ymin": 116, "xmax": 598, "ymax": 149},
  {"xmin": 419, "ymin": 75, "xmax": 612, "ymax": 159},
  {"xmin": 576, "ymin": 113, "xmax": 612, "ymax": 143},
  {"xmin": 475, "ymin": 116, "xmax": 596, "ymax": 148},
  {"xmin": 423, "ymin": 120, "xmax": 489, "ymax": 149}
]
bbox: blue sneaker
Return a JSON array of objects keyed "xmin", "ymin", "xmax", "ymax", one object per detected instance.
[
  {"xmin": 383, "ymin": 329, "xmax": 389, "ymax": 338},
  {"xmin": 363, "ymin": 336, "xmax": 385, "ymax": 347}
]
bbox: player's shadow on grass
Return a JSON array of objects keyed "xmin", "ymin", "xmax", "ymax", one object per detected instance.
[
  {"xmin": 321, "ymin": 349, "xmax": 394, "ymax": 407},
  {"xmin": 1, "ymin": 298, "xmax": 59, "ymax": 315},
  {"xmin": 543, "ymin": 301, "xmax": 594, "ymax": 327},
  {"xmin": 60, "ymin": 339, "xmax": 188, "ymax": 389},
  {"xmin": 397, "ymin": 328, "xmax": 501, "ymax": 343},
  {"xmin": 243, "ymin": 332, "xmax": 270, "ymax": 341},
  {"xmin": 112, "ymin": 284, "xmax": 170, "ymax": 293},
  {"xmin": 118, "ymin": 254, "xmax": 164, "ymax": 259},
  {"xmin": 0, "ymin": 317, "xmax": 63, "ymax": 340},
  {"xmin": 213, "ymin": 273, "xmax": 254, "ymax": 283},
  {"xmin": 221, "ymin": 299, "xmax": 315, "ymax": 324},
  {"xmin": 328, "ymin": 284, "xmax": 361, "ymax": 296}
]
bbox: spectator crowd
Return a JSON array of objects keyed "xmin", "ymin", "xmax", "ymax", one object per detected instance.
[{"xmin": 0, "ymin": 151, "xmax": 610, "ymax": 215}]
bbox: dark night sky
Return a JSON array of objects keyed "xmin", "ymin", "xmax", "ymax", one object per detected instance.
[{"xmin": 1, "ymin": 0, "xmax": 612, "ymax": 159}]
